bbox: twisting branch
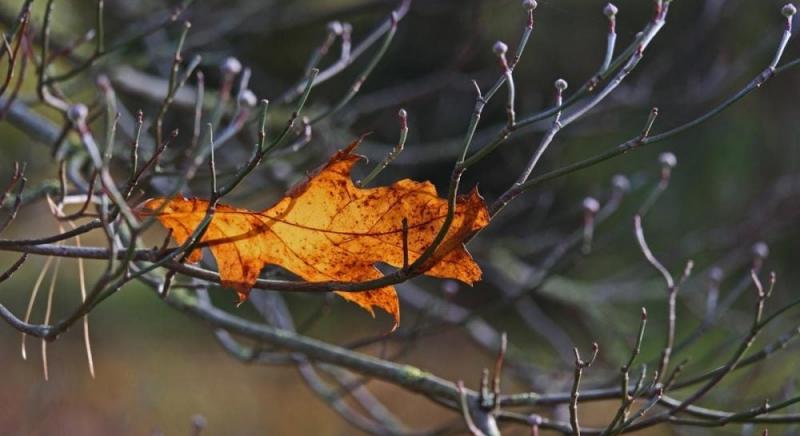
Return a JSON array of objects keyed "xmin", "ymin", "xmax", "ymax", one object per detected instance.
[{"xmin": 634, "ymin": 213, "xmax": 693, "ymax": 385}]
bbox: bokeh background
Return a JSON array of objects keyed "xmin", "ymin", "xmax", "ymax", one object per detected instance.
[{"xmin": 1, "ymin": 0, "xmax": 800, "ymax": 434}]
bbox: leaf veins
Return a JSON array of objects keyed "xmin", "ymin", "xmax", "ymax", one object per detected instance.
[{"xmin": 138, "ymin": 138, "xmax": 490, "ymax": 327}]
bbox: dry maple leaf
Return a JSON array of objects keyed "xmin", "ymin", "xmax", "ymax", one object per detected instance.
[{"xmin": 137, "ymin": 138, "xmax": 489, "ymax": 327}]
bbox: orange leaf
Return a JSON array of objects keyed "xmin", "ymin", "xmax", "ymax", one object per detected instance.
[{"xmin": 137, "ymin": 138, "xmax": 489, "ymax": 328}]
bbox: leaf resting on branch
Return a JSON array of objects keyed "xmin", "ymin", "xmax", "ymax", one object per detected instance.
[{"xmin": 137, "ymin": 138, "xmax": 489, "ymax": 327}]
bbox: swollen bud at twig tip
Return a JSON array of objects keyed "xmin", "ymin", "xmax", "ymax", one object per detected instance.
[
  {"xmin": 641, "ymin": 307, "xmax": 648, "ymax": 320},
  {"xmin": 442, "ymin": 280, "xmax": 459, "ymax": 296},
  {"xmin": 191, "ymin": 414, "xmax": 207, "ymax": 430},
  {"xmin": 493, "ymin": 41, "xmax": 508, "ymax": 56},
  {"xmin": 527, "ymin": 414, "xmax": 543, "ymax": 426},
  {"xmin": 603, "ymin": 3, "xmax": 619, "ymax": 18},
  {"xmin": 398, "ymin": 108, "xmax": 407, "ymax": 119},
  {"xmin": 238, "ymin": 89, "xmax": 257, "ymax": 108},
  {"xmin": 658, "ymin": 151, "xmax": 677, "ymax": 169},
  {"xmin": 709, "ymin": 266, "xmax": 723, "ymax": 283},
  {"xmin": 327, "ymin": 21, "xmax": 344, "ymax": 35},
  {"xmin": 221, "ymin": 57, "xmax": 242, "ymax": 75},
  {"xmin": 522, "ymin": 0, "xmax": 538, "ymax": 11},
  {"xmin": 611, "ymin": 174, "xmax": 631, "ymax": 193},
  {"xmin": 782, "ymin": 3, "xmax": 797, "ymax": 18},
  {"xmin": 752, "ymin": 241, "xmax": 769, "ymax": 259},
  {"xmin": 582, "ymin": 197, "xmax": 600, "ymax": 214},
  {"xmin": 554, "ymin": 78, "xmax": 568, "ymax": 91},
  {"xmin": 67, "ymin": 104, "xmax": 89, "ymax": 124},
  {"xmin": 96, "ymin": 74, "xmax": 111, "ymax": 91}
]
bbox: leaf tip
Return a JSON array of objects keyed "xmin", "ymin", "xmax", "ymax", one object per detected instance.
[
  {"xmin": 234, "ymin": 288, "xmax": 249, "ymax": 306},
  {"xmin": 341, "ymin": 132, "xmax": 372, "ymax": 155}
]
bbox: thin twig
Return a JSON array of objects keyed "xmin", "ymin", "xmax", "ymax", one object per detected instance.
[{"xmin": 570, "ymin": 343, "xmax": 599, "ymax": 436}]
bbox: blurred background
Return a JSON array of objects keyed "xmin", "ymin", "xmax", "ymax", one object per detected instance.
[{"xmin": 1, "ymin": 0, "xmax": 800, "ymax": 434}]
